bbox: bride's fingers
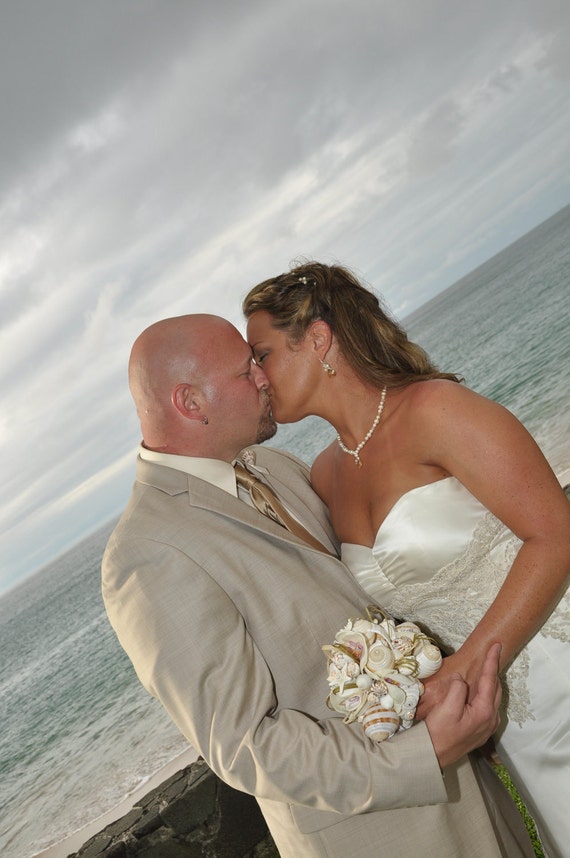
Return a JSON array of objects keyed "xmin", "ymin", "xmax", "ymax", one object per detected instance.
[{"xmin": 473, "ymin": 642, "xmax": 502, "ymax": 710}]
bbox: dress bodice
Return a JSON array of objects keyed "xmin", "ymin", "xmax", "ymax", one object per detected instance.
[
  {"xmin": 341, "ymin": 477, "xmax": 512, "ymax": 606},
  {"xmin": 340, "ymin": 476, "xmax": 525, "ymax": 664}
]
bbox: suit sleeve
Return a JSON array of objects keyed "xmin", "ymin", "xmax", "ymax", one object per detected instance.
[{"xmin": 103, "ymin": 531, "xmax": 447, "ymax": 816}]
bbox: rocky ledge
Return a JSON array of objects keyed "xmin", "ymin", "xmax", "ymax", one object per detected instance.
[{"xmin": 68, "ymin": 758, "xmax": 279, "ymax": 858}]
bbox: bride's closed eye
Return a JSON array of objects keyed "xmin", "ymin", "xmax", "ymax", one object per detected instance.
[{"xmin": 254, "ymin": 352, "xmax": 268, "ymax": 365}]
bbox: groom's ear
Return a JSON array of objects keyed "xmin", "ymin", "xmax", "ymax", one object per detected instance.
[
  {"xmin": 172, "ymin": 383, "xmax": 204, "ymax": 421},
  {"xmin": 309, "ymin": 319, "xmax": 333, "ymax": 355}
]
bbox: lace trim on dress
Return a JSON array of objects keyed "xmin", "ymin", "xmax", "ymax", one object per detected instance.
[{"xmin": 377, "ymin": 510, "xmax": 569, "ymax": 727}]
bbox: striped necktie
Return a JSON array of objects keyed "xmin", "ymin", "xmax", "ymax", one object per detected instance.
[{"xmin": 234, "ymin": 461, "xmax": 333, "ymax": 555}]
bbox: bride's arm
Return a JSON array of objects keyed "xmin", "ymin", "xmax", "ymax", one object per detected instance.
[{"xmin": 414, "ymin": 380, "xmax": 570, "ymax": 714}]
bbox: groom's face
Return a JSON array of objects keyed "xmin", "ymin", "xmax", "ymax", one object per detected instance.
[{"xmin": 202, "ymin": 324, "xmax": 277, "ymax": 453}]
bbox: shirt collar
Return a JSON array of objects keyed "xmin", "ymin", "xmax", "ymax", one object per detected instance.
[{"xmin": 139, "ymin": 444, "xmax": 238, "ymax": 497}]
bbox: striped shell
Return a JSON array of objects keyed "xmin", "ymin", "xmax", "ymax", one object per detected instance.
[{"xmin": 361, "ymin": 704, "xmax": 400, "ymax": 742}]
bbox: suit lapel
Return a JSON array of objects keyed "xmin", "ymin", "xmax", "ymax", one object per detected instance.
[{"xmin": 136, "ymin": 455, "xmax": 339, "ymax": 557}]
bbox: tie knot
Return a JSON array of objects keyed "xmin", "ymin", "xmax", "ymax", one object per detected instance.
[
  {"xmin": 234, "ymin": 461, "xmax": 258, "ymax": 491},
  {"xmin": 233, "ymin": 460, "xmax": 333, "ymax": 555}
]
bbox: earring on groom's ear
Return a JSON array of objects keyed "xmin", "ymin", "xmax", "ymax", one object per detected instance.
[{"xmin": 201, "ymin": 416, "xmax": 209, "ymax": 425}]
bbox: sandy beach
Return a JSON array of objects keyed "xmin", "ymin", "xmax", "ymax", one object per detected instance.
[{"xmin": 33, "ymin": 747, "xmax": 199, "ymax": 858}]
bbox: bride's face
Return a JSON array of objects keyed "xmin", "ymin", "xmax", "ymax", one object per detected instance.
[{"xmin": 246, "ymin": 310, "xmax": 319, "ymax": 424}]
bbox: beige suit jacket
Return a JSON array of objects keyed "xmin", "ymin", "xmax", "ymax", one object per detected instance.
[{"xmin": 102, "ymin": 446, "xmax": 532, "ymax": 858}]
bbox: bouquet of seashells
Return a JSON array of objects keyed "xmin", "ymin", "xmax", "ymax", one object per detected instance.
[{"xmin": 323, "ymin": 607, "xmax": 443, "ymax": 743}]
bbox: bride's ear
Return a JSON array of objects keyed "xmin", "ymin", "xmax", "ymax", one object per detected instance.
[{"xmin": 308, "ymin": 320, "xmax": 333, "ymax": 357}]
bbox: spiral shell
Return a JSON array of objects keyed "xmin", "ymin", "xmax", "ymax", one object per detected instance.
[
  {"xmin": 361, "ymin": 704, "xmax": 400, "ymax": 742},
  {"xmin": 414, "ymin": 642, "xmax": 443, "ymax": 679},
  {"xmin": 365, "ymin": 641, "xmax": 395, "ymax": 675}
]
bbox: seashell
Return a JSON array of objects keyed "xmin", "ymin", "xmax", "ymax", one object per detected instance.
[
  {"xmin": 350, "ymin": 618, "xmax": 380, "ymax": 642},
  {"xmin": 365, "ymin": 641, "xmax": 395, "ymax": 675},
  {"xmin": 355, "ymin": 673, "xmax": 373, "ymax": 690},
  {"xmin": 395, "ymin": 655, "xmax": 420, "ymax": 676},
  {"xmin": 384, "ymin": 675, "xmax": 416, "ymax": 713},
  {"xmin": 334, "ymin": 630, "xmax": 369, "ymax": 665},
  {"xmin": 414, "ymin": 642, "xmax": 443, "ymax": 679},
  {"xmin": 361, "ymin": 704, "xmax": 400, "ymax": 742},
  {"xmin": 367, "ymin": 679, "xmax": 388, "ymax": 704},
  {"xmin": 401, "ymin": 684, "xmax": 421, "ymax": 713},
  {"xmin": 395, "ymin": 621, "xmax": 423, "ymax": 639},
  {"xmin": 373, "ymin": 620, "xmax": 394, "ymax": 646},
  {"xmin": 323, "ymin": 645, "xmax": 361, "ymax": 692},
  {"xmin": 379, "ymin": 693, "xmax": 394, "ymax": 710},
  {"xmin": 392, "ymin": 637, "xmax": 416, "ymax": 656},
  {"xmin": 327, "ymin": 686, "xmax": 368, "ymax": 722}
]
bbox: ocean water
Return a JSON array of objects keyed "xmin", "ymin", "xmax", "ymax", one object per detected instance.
[{"xmin": 1, "ymin": 205, "xmax": 569, "ymax": 858}]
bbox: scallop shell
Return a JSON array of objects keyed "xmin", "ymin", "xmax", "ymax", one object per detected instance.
[
  {"xmin": 361, "ymin": 704, "xmax": 400, "ymax": 742},
  {"xmin": 414, "ymin": 642, "xmax": 443, "ymax": 679}
]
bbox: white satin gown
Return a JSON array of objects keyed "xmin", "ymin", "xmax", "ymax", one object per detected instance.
[{"xmin": 341, "ymin": 475, "xmax": 570, "ymax": 858}]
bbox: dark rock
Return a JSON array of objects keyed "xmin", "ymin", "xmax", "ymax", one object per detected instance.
[{"xmin": 69, "ymin": 758, "xmax": 278, "ymax": 857}]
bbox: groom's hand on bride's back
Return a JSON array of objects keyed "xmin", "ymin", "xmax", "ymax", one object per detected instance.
[{"xmin": 423, "ymin": 642, "xmax": 502, "ymax": 769}]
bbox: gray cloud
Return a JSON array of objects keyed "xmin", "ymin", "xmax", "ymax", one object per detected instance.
[{"xmin": 0, "ymin": 0, "xmax": 569, "ymax": 591}]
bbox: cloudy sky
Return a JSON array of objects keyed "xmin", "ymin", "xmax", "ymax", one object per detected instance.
[{"xmin": 1, "ymin": 0, "xmax": 568, "ymax": 594}]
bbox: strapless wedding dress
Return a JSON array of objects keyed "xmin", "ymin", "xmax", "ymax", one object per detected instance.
[{"xmin": 342, "ymin": 475, "xmax": 569, "ymax": 858}]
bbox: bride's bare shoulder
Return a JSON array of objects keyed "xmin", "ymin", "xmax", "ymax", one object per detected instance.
[{"xmin": 404, "ymin": 378, "xmax": 477, "ymax": 412}]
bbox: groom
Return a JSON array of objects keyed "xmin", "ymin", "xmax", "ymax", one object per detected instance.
[{"xmin": 102, "ymin": 314, "xmax": 532, "ymax": 858}]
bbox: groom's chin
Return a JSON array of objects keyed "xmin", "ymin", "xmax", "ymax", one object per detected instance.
[{"xmin": 256, "ymin": 416, "xmax": 278, "ymax": 444}]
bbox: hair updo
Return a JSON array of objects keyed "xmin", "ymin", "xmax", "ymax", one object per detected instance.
[{"xmin": 243, "ymin": 261, "xmax": 462, "ymax": 388}]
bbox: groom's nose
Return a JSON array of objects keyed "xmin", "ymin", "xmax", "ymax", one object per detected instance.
[{"xmin": 251, "ymin": 361, "xmax": 269, "ymax": 390}]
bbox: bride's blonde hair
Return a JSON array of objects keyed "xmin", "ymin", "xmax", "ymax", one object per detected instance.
[{"xmin": 243, "ymin": 261, "xmax": 462, "ymax": 388}]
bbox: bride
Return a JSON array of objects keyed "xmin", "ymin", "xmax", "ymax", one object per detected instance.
[{"xmin": 243, "ymin": 261, "xmax": 570, "ymax": 858}]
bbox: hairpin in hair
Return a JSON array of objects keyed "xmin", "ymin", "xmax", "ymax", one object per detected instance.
[{"xmin": 298, "ymin": 275, "xmax": 316, "ymax": 286}]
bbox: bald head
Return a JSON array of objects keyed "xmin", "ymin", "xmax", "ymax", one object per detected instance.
[
  {"xmin": 129, "ymin": 314, "xmax": 231, "ymax": 410},
  {"xmin": 128, "ymin": 314, "xmax": 275, "ymax": 459}
]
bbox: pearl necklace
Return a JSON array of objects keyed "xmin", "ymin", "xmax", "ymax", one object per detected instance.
[{"xmin": 336, "ymin": 386, "xmax": 387, "ymax": 468}]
